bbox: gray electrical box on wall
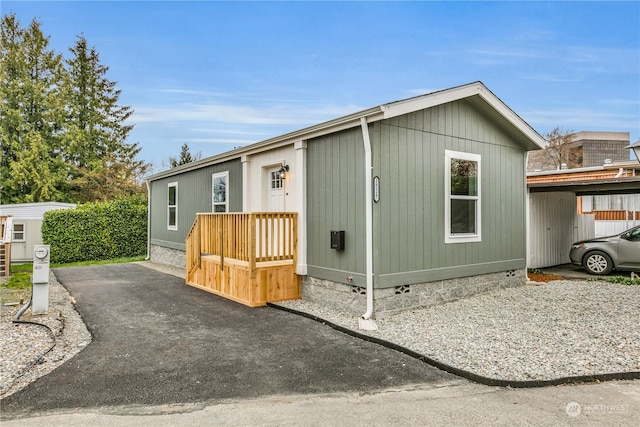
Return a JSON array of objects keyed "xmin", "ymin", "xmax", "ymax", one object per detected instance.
[{"xmin": 330, "ymin": 231, "xmax": 345, "ymax": 250}]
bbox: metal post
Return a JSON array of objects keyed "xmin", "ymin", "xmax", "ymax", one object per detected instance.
[{"xmin": 31, "ymin": 245, "xmax": 50, "ymax": 315}]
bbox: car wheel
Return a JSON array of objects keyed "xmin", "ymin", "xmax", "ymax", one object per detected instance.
[{"xmin": 583, "ymin": 251, "xmax": 613, "ymax": 275}]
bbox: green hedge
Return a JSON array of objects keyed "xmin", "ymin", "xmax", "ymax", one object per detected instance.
[{"xmin": 42, "ymin": 195, "xmax": 147, "ymax": 263}]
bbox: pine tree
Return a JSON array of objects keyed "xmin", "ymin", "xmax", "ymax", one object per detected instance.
[{"xmin": 0, "ymin": 14, "xmax": 68, "ymax": 203}]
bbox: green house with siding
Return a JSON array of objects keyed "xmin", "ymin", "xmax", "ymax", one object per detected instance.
[{"xmin": 146, "ymin": 82, "xmax": 545, "ymax": 318}]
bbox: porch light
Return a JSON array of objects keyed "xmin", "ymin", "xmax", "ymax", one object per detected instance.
[
  {"xmin": 278, "ymin": 164, "xmax": 289, "ymax": 179},
  {"xmin": 625, "ymin": 140, "xmax": 640, "ymax": 164}
]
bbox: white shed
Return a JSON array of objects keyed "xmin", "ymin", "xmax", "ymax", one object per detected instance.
[{"xmin": 0, "ymin": 202, "xmax": 76, "ymax": 263}]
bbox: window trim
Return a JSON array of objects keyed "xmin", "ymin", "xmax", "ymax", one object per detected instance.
[
  {"xmin": 212, "ymin": 171, "xmax": 229, "ymax": 213},
  {"xmin": 167, "ymin": 182, "xmax": 178, "ymax": 231},
  {"xmin": 445, "ymin": 150, "xmax": 481, "ymax": 244},
  {"xmin": 12, "ymin": 223, "xmax": 26, "ymax": 242}
]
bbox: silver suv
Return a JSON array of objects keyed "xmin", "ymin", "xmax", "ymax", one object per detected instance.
[{"xmin": 569, "ymin": 225, "xmax": 640, "ymax": 275}]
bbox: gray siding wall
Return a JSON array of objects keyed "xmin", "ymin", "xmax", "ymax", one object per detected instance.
[
  {"xmin": 306, "ymin": 127, "xmax": 367, "ymax": 284},
  {"xmin": 373, "ymin": 99, "xmax": 527, "ymax": 286},
  {"xmin": 306, "ymin": 99, "xmax": 528, "ymax": 289},
  {"xmin": 149, "ymin": 159, "xmax": 243, "ymax": 250}
]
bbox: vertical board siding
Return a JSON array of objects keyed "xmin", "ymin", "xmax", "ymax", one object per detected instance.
[
  {"xmin": 306, "ymin": 127, "xmax": 366, "ymax": 277},
  {"xmin": 528, "ymin": 192, "xmax": 578, "ymax": 268},
  {"xmin": 373, "ymin": 99, "xmax": 528, "ymax": 283},
  {"xmin": 150, "ymin": 159, "xmax": 243, "ymax": 249}
]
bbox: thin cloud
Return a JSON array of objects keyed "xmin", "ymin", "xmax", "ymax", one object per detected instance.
[
  {"xmin": 524, "ymin": 108, "xmax": 640, "ymax": 131},
  {"xmin": 131, "ymin": 100, "xmax": 362, "ymax": 127},
  {"xmin": 179, "ymin": 138, "xmax": 255, "ymax": 145},
  {"xmin": 523, "ymin": 74, "xmax": 584, "ymax": 83}
]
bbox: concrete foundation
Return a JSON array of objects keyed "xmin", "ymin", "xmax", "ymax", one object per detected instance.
[
  {"xmin": 150, "ymin": 244, "xmax": 527, "ymax": 318},
  {"xmin": 302, "ymin": 269, "xmax": 527, "ymax": 318}
]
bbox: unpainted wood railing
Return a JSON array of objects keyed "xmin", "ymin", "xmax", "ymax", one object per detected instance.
[{"xmin": 186, "ymin": 212, "xmax": 298, "ymax": 279}]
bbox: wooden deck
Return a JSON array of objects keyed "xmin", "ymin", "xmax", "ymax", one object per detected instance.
[{"xmin": 185, "ymin": 212, "xmax": 300, "ymax": 307}]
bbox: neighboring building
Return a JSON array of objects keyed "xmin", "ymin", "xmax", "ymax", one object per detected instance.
[
  {"xmin": 527, "ymin": 161, "xmax": 640, "ymax": 268},
  {"xmin": 528, "ymin": 131, "xmax": 630, "ymax": 171},
  {"xmin": 146, "ymin": 82, "xmax": 545, "ymax": 317},
  {"xmin": 0, "ymin": 202, "xmax": 76, "ymax": 263}
]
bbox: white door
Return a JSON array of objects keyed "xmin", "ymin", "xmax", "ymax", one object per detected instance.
[{"xmin": 267, "ymin": 167, "xmax": 285, "ymax": 212}]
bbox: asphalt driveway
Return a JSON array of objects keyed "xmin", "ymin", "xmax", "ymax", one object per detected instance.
[{"xmin": 1, "ymin": 264, "xmax": 459, "ymax": 416}]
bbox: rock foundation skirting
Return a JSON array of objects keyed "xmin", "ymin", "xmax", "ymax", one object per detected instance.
[
  {"xmin": 150, "ymin": 245, "xmax": 186, "ymax": 269},
  {"xmin": 302, "ymin": 269, "xmax": 526, "ymax": 318}
]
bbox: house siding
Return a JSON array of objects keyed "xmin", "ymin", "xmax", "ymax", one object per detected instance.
[
  {"xmin": 305, "ymin": 99, "xmax": 528, "ymax": 290},
  {"xmin": 149, "ymin": 159, "xmax": 243, "ymax": 251},
  {"xmin": 372, "ymin": 100, "xmax": 528, "ymax": 287},
  {"xmin": 0, "ymin": 203, "xmax": 76, "ymax": 263},
  {"xmin": 306, "ymin": 127, "xmax": 367, "ymax": 284}
]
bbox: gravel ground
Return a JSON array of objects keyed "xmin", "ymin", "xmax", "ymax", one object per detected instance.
[
  {"xmin": 276, "ymin": 280, "xmax": 640, "ymax": 381},
  {"xmin": 0, "ymin": 272, "xmax": 91, "ymax": 399},
  {"xmin": 0, "ymin": 269, "xmax": 637, "ymax": 400}
]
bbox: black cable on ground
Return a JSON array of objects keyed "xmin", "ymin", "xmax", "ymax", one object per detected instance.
[
  {"xmin": 268, "ymin": 302, "xmax": 640, "ymax": 388},
  {"xmin": 10, "ymin": 302, "xmax": 58, "ymax": 387}
]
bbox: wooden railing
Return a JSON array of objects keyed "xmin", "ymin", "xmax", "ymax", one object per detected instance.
[{"xmin": 186, "ymin": 212, "xmax": 298, "ymax": 279}]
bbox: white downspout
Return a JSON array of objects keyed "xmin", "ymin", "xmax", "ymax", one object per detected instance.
[{"xmin": 359, "ymin": 117, "xmax": 377, "ymax": 331}]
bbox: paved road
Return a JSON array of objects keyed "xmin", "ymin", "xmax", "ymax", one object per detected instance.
[{"xmin": 1, "ymin": 264, "xmax": 460, "ymax": 419}]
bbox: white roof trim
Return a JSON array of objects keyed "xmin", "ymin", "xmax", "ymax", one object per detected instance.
[
  {"xmin": 381, "ymin": 82, "xmax": 546, "ymax": 150},
  {"xmin": 147, "ymin": 82, "xmax": 545, "ymax": 181}
]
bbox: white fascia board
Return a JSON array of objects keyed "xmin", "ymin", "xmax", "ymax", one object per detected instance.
[
  {"xmin": 147, "ymin": 109, "xmax": 384, "ymax": 182},
  {"xmin": 381, "ymin": 82, "xmax": 546, "ymax": 151},
  {"xmin": 381, "ymin": 83, "xmax": 484, "ymax": 119},
  {"xmin": 146, "ymin": 82, "xmax": 546, "ymax": 182}
]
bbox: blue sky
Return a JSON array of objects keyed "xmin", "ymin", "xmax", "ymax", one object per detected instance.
[{"xmin": 4, "ymin": 1, "xmax": 639, "ymax": 171}]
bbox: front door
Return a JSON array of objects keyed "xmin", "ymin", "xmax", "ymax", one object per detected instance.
[{"xmin": 267, "ymin": 167, "xmax": 285, "ymax": 212}]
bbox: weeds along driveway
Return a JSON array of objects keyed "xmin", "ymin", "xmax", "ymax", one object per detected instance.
[{"xmin": 1, "ymin": 263, "xmax": 459, "ymax": 416}]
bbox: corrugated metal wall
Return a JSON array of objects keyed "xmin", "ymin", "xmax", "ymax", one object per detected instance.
[
  {"xmin": 527, "ymin": 192, "xmax": 595, "ymax": 268},
  {"xmin": 149, "ymin": 159, "xmax": 243, "ymax": 250}
]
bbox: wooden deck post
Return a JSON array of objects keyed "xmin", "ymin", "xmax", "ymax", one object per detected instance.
[{"xmin": 249, "ymin": 213, "xmax": 257, "ymax": 278}]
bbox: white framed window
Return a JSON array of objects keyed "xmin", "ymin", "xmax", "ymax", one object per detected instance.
[
  {"xmin": 168, "ymin": 182, "xmax": 178, "ymax": 230},
  {"xmin": 270, "ymin": 170, "xmax": 283, "ymax": 190},
  {"xmin": 212, "ymin": 171, "xmax": 229, "ymax": 213},
  {"xmin": 13, "ymin": 223, "xmax": 25, "ymax": 242},
  {"xmin": 445, "ymin": 150, "xmax": 481, "ymax": 243}
]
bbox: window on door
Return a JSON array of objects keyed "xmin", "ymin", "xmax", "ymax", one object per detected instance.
[
  {"xmin": 271, "ymin": 170, "xmax": 283, "ymax": 190},
  {"xmin": 212, "ymin": 171, "xmax": 229, "ymax": 212},
  {"xmin": 445, "ymin": 150, "xmax": 481, "ymax": 243},
  {"xmin": 168, "ymin": 182, "xmax": 178, "ymax": 230}
]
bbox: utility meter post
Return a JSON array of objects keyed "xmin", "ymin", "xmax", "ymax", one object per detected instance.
[{"xmin": 32, "ymin": 245, "xmax": 50, "ymax": 315}]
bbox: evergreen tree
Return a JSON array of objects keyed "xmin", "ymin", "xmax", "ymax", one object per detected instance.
[
  {"xmin": 64, "ymin": 35, "xmax": 149, "ymax": 202},
  {"xmin": 0, "ymin": 14, "xmax": 68, "ymax": 203},
  {"xmin": 167, "ymin": 143, "xmax": 202, "ymax": 168},
  {"xmin": 1, "ymin": 16, "xmax": 149, "ymax": 203}
]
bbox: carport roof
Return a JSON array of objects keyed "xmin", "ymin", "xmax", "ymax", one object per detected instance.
[
  {"xmin": 527, "ymin": 162, "xmax": 640, "ymax": 195},
  {"xmin": 528, "ymin": 175, "xmax": 640, "ymax": 195}
]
